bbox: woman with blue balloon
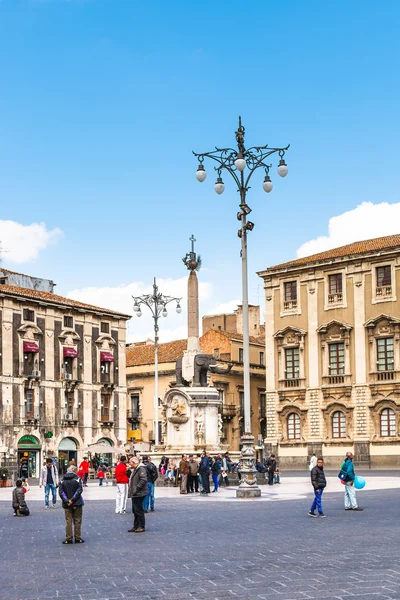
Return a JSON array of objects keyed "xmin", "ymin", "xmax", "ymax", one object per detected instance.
[{"xmin": 339, "ymin": 452, "xmax": 364, "ymax": 511}]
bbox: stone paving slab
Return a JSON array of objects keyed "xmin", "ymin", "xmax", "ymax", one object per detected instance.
[{"xmin": 1, "ymin": 489, "xmax": 400, "ymax": 600}]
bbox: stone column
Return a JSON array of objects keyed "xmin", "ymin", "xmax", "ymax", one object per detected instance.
[{"xmin": 187, "ymin": 271, "xmax": 200, "ymax": 352}]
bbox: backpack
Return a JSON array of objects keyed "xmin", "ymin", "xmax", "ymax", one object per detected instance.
[{"xmin": 338, "ymin": 460, "xmax": 350, "ymax": 483}]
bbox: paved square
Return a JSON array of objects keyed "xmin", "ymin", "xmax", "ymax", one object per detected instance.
[{"xmin": 1, "ymin": 485, "xmax": 399, "ymax": 600}]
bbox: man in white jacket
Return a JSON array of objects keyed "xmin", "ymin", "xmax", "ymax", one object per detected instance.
[{"xmin": 39, "ymin": 458, "xmax": 59, "ymax": 509}]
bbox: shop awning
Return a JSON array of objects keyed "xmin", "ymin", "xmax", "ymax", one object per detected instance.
[
  {"xmin": 23, "ymin": 341, "xmax": 39, "ymax": 353},
  {"xmin": 100, "ymin": 351, "xmax": 114, "ymax": 362},
  {"xmin": 63, "ymin": 347, "xmax": 78, "ymax": 358}
]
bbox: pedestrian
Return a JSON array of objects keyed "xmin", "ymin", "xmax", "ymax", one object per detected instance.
[
  {"xmin": 199, "ymin": 451, "xmax": 211, "ymax": 494},
  {"xmin": 265, "ymin": 454, "xmax": 277, "ymax": 486},
  {"xmin": 101, "ymin": 461, "xmax": 110, "ymax": 486},
  {"xmin": 79, "ymin": 456, "xmax": 89, "ymax": 487},
  {"xmin": 179, "ymin": 454, "xmax": 189, "ymax": 494},
  {"xmin": 211, "ymin": 456, "xmax": 221, "ymax": 492},
  {"xmin": 274, "ymin": 467, "xmax": 281, "ymax": 484},
  {"xmin": 127, "ymin": 457, "xmax": 148, "ymax": 533},
  {"xmin": 115, "ymin": 455, "xmax": 129, "ymax": 514},
  {"xmin": 12, "ymin": 479, "xmax": 30, "ymax": 517},
  {"xmin": 97, "ymin": 467, "xmax": 105, "ymax": 486},
  {"xmin": 68, "ymin": 458, "xmax": 76, "ymax": 467},
  {"xmin": 159, "ymin": 455, "xmax": 168, "ymax": 475},
  {"xmin": 142, "ymin": 455, "xmax": 158, "ymax": 512},
  {"xmin": 309, "ymin": 453, "xmax": 317, "ymax": 471},
  {"xmin": 39, "ymin": 457, "xmax": 59, "ymax": 509},
  {"xmin": 58, "ymin": 465, "xmax": 84, "ymax": 544},
  {"xmin": 188, "ymin": 455, "xmax": 199, "ymax": 493},
  {"xmin": 165, "ymin": 458, "xmax": 176, "ymax": 483},
  {"xmin": 308, "ymin": 457, "xmax": 327, "ymax": 518},
  {"xmin": 341, "ymin": 452, "xmax": 363, "ymax": 511},
  {"xmin": 225, "ymin": 452, "xmax": 233, "ymax": 473}
]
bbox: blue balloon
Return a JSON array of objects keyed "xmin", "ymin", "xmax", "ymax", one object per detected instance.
[{"xmin": 354, "ymin": 476, "xmax": 366, "ymax": 489}]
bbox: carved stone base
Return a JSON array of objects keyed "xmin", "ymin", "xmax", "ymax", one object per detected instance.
[{"xmin": 236, "ymin": 433, "xmax": 261, "ymax": 499}]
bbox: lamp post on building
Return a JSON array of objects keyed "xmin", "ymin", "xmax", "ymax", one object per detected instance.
[
  {"xmin": 193, "ymin": 117, "xmax": 289, "ymax": 497},
  {"xmin": 133, "ymin": 279, "xmax": 182, "ymax": 447}
]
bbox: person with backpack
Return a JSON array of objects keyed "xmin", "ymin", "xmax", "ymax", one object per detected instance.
[
  {"xmin": 340, "ymin": 452, "xmax": 363, "ymax": 511},
  {"xmin": 142, "ymin": 456, "xmax": 158, "ymax": 513},
  {"xmin": 308, "ymin": 457, "xmax": 327, "ymax": 518}
]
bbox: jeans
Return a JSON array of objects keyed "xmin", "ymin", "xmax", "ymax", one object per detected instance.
[
  {"xmin": 212, "ymin": 473, "xmax": 219, "ymax": 491},
  {"xmin": 166, "ymin": 469, "xmax": 174, "ymax": 481},
  {"xmin": 45, "ymin": 483, "xmax": 57, "ymax": 507},
  {"xmin": 344, "ymin": 482, "xmax": 358, "ymax": 509},
  {"xmin": 99, "ymin": 478, "xmax": 103, "ymax": 486},
  {"xmin": 132, "ymin": 496, "xmax": 145, "ymax": 530},
  {"xmin": 116, "ymin": 483, "xmax": 128, "ymax": 513},
  {"xmin": 142, "ymin": 482, "xmax": 155, "ymax": 511},
  {"xmin": 64, "ymin": 505, "xmax": 82, "ymax": 541},
  {"xmin": 201, "ymin": 473, "xmax": 210, "ymax": 493},
  {"xmin": 310, "ymin": 489, "xmax": 323, "ymax": 514},
  {"xmin": 83, "ymin": 472, "xmax": 88, "ymax": 486}
]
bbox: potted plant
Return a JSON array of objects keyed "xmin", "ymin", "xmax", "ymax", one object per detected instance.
[{"xmin": 0, "ymin": 467, "xmax": 11, "ymax": 487}]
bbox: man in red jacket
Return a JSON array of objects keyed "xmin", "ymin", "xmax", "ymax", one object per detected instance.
[
  {"xmin": 79, "ymin": 457, "xmax": 89, "ymax": 487},
  {"xmin": 115, "ymin": 455, "xmax": 129, "ymax": 514}
]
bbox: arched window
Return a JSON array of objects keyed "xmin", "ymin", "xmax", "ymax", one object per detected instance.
[
  {"xmin": 332, "ymin": 411, "xmax": 346, "ymax": 438},
  {"xmin": 287, "ymin": 413, "xmax": 301, "ymax": 440},
  {"xmin": 380, "ymin": 408, "xmax": 396, "ymax": 437}
]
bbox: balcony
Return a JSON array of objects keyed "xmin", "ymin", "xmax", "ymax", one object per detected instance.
[
  {"xmin": 98, "ymin": 408, "xmax": 114, "ymax": 426},
  {"xmin": 328, "ymin": 292, "xmax": 343, "ymax": 305},
  {"xmin": 21, "ymin": 406, "xmax": 40, "ymax": 424},
  {"xmin": 284, "ymin": 378, "xmax": 300, "ymax": 388},
  {"xmin": 328, "ymin": 375, "xmax": 345, "ymax": 385},
  {"xmin": 222, "ymin": 404, "xmax": 236, "ymax": 420},
  {"xmin": 62, "ymin": 409, "xmax": 79, "ymax": 425},
  {"xmin": 377, "ymin": 370, "xmax": 395, "ymax": 382},
  {"xmin": 127, "ymin": 409, "xmax": 141, "ymax": 423},
  {"xmin": 21, "ymin": 363, "xmax": 41, "ymax": 380},
  {"xmin": 283, "ymin": 300, "xmax": 297, "ymax": 311},
  {"xmin": 376, "ymin": 285, "xmax": 392, "ymax": 299}
]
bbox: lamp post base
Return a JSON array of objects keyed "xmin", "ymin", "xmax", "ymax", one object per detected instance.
[{"xmin": 235, "ymin": 433, "xmax": 262, "ymax": 498}]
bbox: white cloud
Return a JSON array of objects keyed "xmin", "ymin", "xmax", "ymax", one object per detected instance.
[
  {"xmin": 67, "ymin": 276, "xmax": 213, "ymax": 343},
  {"xmin": 206, "ymin": 299, "xmax": 240, "ymax": 316},
  {"xmin": 0, "ymin": 220, "xmax": 63, "ymax": 264},
  {"xmin": 297, "ymin": 202, "xmax": 400, "ymax": 258}
]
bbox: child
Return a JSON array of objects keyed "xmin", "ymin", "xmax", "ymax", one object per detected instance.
[
  {"xmin": 12, "ymin": 479, "xmax": 30, "ymax": 516},
  {"xmin": 97, "ymin": 468, "xmax": 105, "ymax": 486},
  {"xmin": 274, "ymin": 467, "xmax": 281, "ymax": 484}
]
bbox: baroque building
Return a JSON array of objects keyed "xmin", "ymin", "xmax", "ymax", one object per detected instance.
[
  {"xmin": 258, "ymin": 234, "xmax": 400, "ymax": 468},
  {"xmin": 125, "ymin": 328, "xmax": 266, "ymax": 452},
  {"xmin": 0, "ymin": 270, "xmax": 130, "ymax": 479}
]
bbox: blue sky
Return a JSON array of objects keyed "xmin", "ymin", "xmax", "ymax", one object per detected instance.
[{"xmin": 1, "ymin": 0, "xmax": 400, "ymax": 340}]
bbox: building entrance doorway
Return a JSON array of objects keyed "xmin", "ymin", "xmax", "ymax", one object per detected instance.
[
  {"xmin": 17, "ymin": 435, "xmax": 41, "ymax": 478},
  {"xmin": 58, "ymin": 438, "xmax": 78, "ymax": 475}
]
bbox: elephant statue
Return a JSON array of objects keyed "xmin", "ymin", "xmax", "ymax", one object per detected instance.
[
  {"xmin": 193, "ymin": 354, "xmax": 232, "ymax": 387},
  {"xmin": 175, "ymin": 353, "xmax": 233, "ymax": 387}
]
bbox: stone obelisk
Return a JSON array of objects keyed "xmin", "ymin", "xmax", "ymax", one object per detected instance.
[{"xmin": 187, "ymin": 237, "xmax": 200, "ymax": 353}]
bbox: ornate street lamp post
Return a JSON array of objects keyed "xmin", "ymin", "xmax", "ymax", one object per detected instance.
[
  {"xmin": 193, "ymin": 117, "xmax": 289, "ymax": 497},
  {"xmin": 133, "ymin": 279, "xmax": 182, "ymax": 447}
]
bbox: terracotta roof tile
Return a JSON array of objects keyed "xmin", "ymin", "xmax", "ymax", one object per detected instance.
[
  {"xmin": 0, "ymin": 284, "xmax": 131, "ymax": 318},
  {"xmin": 126, "ymin": 339, "xmax": 187, "ymax": 367},
  {"xmin": 126, "ymin": 329, "xmax": 265, "ymax": 368},
  {"xmin": 261, "ymin": 234, "xmax": 400, "ymax": 272}
]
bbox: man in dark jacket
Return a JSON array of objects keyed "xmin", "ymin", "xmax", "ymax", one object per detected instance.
[
  {"xmin": 199, "ymin": 451, "xmax": 211, "ymax": 494},
  {"xmin": 127, "ymin": 457, "xmax": 148, "ymax": 533},
  {"xmin": 142, "ymin": 456, "xmax": 158, "ymax": 513},
  {"xmin": 308, "ymin": 458, "xmax": 327, "ymax": 518},
  {"xmin": 265, "ymin": 454, "xmax": 277, "ymax": 485},
  {"xmin": 58, "ymin": 465, "xmax": 84, "ymax": 543}
]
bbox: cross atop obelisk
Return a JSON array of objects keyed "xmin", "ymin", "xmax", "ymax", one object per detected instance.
[{"xmin": 182, "ymin": 235, "xmax": 201, "ymax": 352}]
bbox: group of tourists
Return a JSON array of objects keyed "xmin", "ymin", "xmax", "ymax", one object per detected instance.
[
  {"xmin": 160, "ymin": 451, "xmax": 232, "ymax": 494},
  {"xmin": 308, "ymin": 451, "xmax": 363, "ymax": 518}
]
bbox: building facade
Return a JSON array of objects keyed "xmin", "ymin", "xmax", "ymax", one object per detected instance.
[
  {"xmin": 126, "ymin": 328, "xmax": 266, "ymax": 452},
  {"xmin": 0, "ymin": 275, "xmax": 130, "ymax": 478},
  {"xmin": 258, "ymin": 234, "xmax": 400, "ymax": 468}
]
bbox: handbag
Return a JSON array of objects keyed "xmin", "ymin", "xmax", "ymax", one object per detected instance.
[{"xmin": 338, "ymin": 468, "xmax": 350, "ymax": 483}]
